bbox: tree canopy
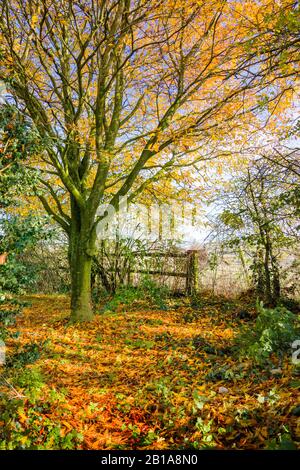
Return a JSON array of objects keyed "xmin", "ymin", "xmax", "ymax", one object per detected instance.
[{"xmin": 0, "ymin": 0, "xmax": 298, "ymax": 320}]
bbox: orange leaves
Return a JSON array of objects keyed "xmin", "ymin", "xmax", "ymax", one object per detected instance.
[
  {"xmin": 0, "ymin": 0, "xmax": 295, "ymax": 235},
  {"xmin": 17, "ymin": 408, "xmax": 28, "ymax": 425},
  {"xmin": 6, "ymin": 294, "xmax": 300, "ymax": 449}
]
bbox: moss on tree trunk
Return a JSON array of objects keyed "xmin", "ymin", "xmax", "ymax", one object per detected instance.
[
  {"xmin": 68, "ymin": 200, "xmax": 95, "ymax": 322},
  {"xmin": 70, "ymin": 250, "xmax": 93, "ymax": 322}
]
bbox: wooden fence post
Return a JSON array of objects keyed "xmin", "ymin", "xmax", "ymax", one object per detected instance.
[{"xmin": 186, "ymin": 250, "xmax": 199, "ymax": 295}]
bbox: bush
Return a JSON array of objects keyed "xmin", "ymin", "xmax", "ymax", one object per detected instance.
[
  {"xmin": 139, "ymin": 277, "xmax": 169, "ymax": 310},
  {"xmin": 278, "ymin": 297, "xmax": 300, "ymax": 314},
  {"xmin": 102, "ymin": 277, "xmax": 169, "ymax": 312},
  {"xmin": 236, "ymin": 301, "xmax": 300, "ymax": 363}
]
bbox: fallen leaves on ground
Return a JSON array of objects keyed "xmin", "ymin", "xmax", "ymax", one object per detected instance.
[{"xmin": 3, "ymin": 294, "xmax": 300, "ymax": 449}]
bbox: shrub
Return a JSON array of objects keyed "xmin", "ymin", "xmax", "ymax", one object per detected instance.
[
  {"xmin": 102, "ymin": 276, "xmax": 169, "ymax": 312},
  {"xmin": 236, "ymin": 301, "xmax": 299, "ymax": 362},
  {"xmin": 139, "ymin": 277, "xmax": 169, "ymax": 310},
  {"xmin": 102, "ymin": 285, "xmax": 143, "ymax": 312}
]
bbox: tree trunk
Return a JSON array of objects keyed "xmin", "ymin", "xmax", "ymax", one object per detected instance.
[
  {"xmin": 272, "ymin": 264, "xmax": 281, "ymax": 305},
  {"xmin": 68, "ymin": 198, "xmax": 95, "ymax": 322},
  {"xmin": 263, "ymin": 241, "xmax": 272, "ymax": 305},
  {"xmin": 69, "ymin": 248, "xmax": 93, "ymax": 321},
  {"xmin": 264, "ymin": 231, "xmax": 280, "ymax": 306},
  {"xmin": 270, "ymin": 244, "xmax": 280, "ymax": 305},
  {"xmin": 254, "ymin": 247, "xmax": 265, "ymax": 299}
]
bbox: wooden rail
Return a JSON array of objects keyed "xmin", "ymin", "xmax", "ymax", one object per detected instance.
[{"xmin": 126, "ymin": 250, "xmax": 199, "ymax": 294}]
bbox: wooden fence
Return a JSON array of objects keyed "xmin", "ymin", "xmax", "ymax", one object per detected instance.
[{"xmin": 118, "ymin": 250, "xmax": 200, "ymax": 294}]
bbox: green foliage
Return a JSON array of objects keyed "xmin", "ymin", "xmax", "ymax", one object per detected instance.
[
  {"xmin": 192, "ymin": 335, "xmax": 217, "ymax": 354},
  {"xmin": 0, "ymin": 294, "xmax": 24, "ymax": 341},
  {"xmin": 0, "ymin": 214, "xmax": 50, "ymax": 255},
  {"xmin": 102, "ymin": 285, "xmax": 142, "ymax": 312},
  {"xmin": 0, "ymin": 362, "xmax": 82, "ymax": 449},
  {"xmin": 102, "ymin": 276, "xmax": 169, "ymax": 312},
  {"xmin": 140, "ymin": 276, "xmax": 169, "ymax": 310},
  {"xmin": 205, "ymin": 365, "xmax": 235, "ymax": 382},
  {"xmin": 220, "ymin": 210, "xmax": 244, "ymax": 229},
  {"xmin": 12, "ymin": 367, "xmax": 44, "ymax": 392},
  {"xmin": 0, "ymin": 104, "xmax": 41, "ymax": 208},
  {"xmin": 278, "ymin": 297, "xmax": 300, "ymax": 314},
  {"xmin": 195, "ymin": 417, "xmax": 215, "ymax": 445},
  {"xmin": 0, "ymin": 104, "xmax": 48, "ymax": 350},
  {"xmin": 214, "ymin": 159, "xmax": 299, "ymax": 305},
  {"xmin": 0, "ymin": 395, "xmax": 83, "ymax": 449},
  {"xmin": 0, "ymin": 214, "xmax": 54, "ymax": 296},
  {"xmin": 5, "ymin": 342, "xmax": 47, "ymax": 368},
  {"xmin": 0, "ymin": 102, "xmax": 49, "ymax": 324},
  {"xmin": 236, "ymin": 302, "xmax": 299, "ymax": 362},
  {"xmin": 0, "ymin": 257, "xmax": 37, "ymax": 294},
  {"xmin": 266, "ymin": 430, "xmax": 298, "ymax": 450}
]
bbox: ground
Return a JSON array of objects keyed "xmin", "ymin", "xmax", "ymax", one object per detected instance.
[{"xmin": 1, "ymin": 294, "xmax": 300, "ymax": 450}]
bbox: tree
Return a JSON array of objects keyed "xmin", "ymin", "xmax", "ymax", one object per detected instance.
[
  {"xmin": 248, "ymin": 0, "xmax": 300, "ymax": 83},
  {"xmin": 214, "ymin": 157, "xmax": 299, "ymax": 305},
  {"xmin": 0, "ymin": 0, "xmax": 295, "ymax": 320}
]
